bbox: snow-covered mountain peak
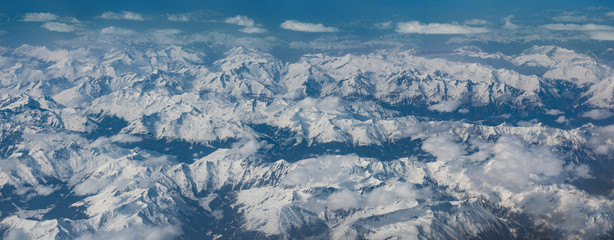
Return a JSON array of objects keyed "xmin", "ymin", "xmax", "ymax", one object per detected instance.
[
  {"xmin": 1, "ymin": 42, "xmax": 614, "ymax": 240},
  {"xmin": 513, "ymin": 45, "xmax": 611, "ymax": 85}
]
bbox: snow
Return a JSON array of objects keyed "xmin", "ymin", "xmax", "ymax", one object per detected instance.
[
  {"xmin": 512, "ymin": 45, "xmax": 611, "ymax": 85},
  {"xmin": 0, "ymin": 42, "xmax": 613, "ymax": 239}
]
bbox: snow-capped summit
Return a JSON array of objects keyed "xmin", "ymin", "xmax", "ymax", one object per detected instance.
[{"xmin": 1, "ymin": 41, "xmax": 613, "ymax": 240}]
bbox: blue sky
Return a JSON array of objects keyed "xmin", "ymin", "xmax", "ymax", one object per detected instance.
[
  {"xmin": 0, "ymin": 0, "xmax": 613, "ymax": 54},
  {"xmin": 1, "ymin": 0, "xmax": 610, "ymax": 20}
]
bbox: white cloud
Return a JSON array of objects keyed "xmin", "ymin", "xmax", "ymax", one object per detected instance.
[
  {"xmin": 543, "ymin": 23, "xmax": 614, "ymax": 41},
  {"xmin": 34, "ymin": 185, "xmax": 57, "ymax": 196},
  {"xmin": 73, "ymin": 178, "xmax": 105, "ymax": 195},
  {"xmin": 425, "ymin": 135, "xmax": 567, "ymax": 195},
  {"xmin": 240, "ymin": 27, "xmax": 267, "ymax": 34},
  {"xmin": 187, "ymin": 32, "xmax": 279, "ymax": 51},
  {"xmin": 22, "ymin": 12, "xmax": 80, "ymax": 23},
  {"xmin": 582, "ymin": 109, "xmax": 614, "ymax": 120},
  {"xmin": 100, "ymin": 26, "xmax": 134, "ymax": 35},
  {"xmin": 503, "ymin": 15, "xmax": 518, "ymax": 30},
  {"xmin": 589, "ymin": 125, "xmax": 614, "ymax": 155},
  {"xmin": 4, "ymin": 228, "xmax": 30, "ymax": 240},
  {"xmin": 153, "ymin": 29, "xmax": 182, "ymax": 36},
  {"xmin": 364, "ymin": 182, "xmax": 421, "ymax": 207},
  {"xmin": 569, "ymin": 164, "xmax": 591, "ymax": 179},
  {"xmin": 427, "ymin": 100, "xmax": 461, "ymax": 112},
  {"xmin": 99, "ymin": 11, "xmax": 146, "ymax": 21},
  {"xmin": 225, "ymin": 15, "xmax": 255, "ymax": 27},
  {"xmin": 552, "ymin": 15, "xmax": 588, "ymax": 22},
  {"xmin": 326, "ymin": 189, "xmax": 361, "ymax": 210},
  {"xmin": 474, "ymin": 136, "xmax": 564, "ymax": 192},
  {"xmin": 22, "ymin": 12, "xmax": 58, "ymax": 22},
  {"xmin": 167, "ymin": 13, "xmax": 192, "ymax": 22},
  {"xmin": 75, "ymin": 225, "xmax": 181, "ymax": 240},
  {"xmin": 453, "ymin": 46, "xmax": 508, "ymax": 60},
  {"xmin": 90, "ymin": 134, "xmax": 141, "ymax": 148},
  {"xmin": 41, "ymin": 22, "xmax": 77, "ymax": 32},
  {"xmin": 224, "ymin": 15, "xmax": 267, "ymax": 34},
  {"xmin": 464, "ymin": 19, "xmax": 489, "ymax": 25},
  {"xmin": 375, "ymin": 21, "xmax": 394, "ymax": 29},
  {"xmin": 109, "ymin": 133, "xmax": 142, "ymax": 143},
  {"xmin": 422, "ymin": 134, "xmax": 465, "ymax": 161},
  {"xmin": 63, "ymin": 17, "xmax": 81, "ymax": 23},
  {"xmin": 516, "ymin": 119, "xmax": 540, "ymax": 127},
  {"xmin": 280, "ymin": 20, "xmax": 339, "ymax": 32},
  {"xmin": 545, "ymin": 109, "xmax": 564, "ymax": 115},
  {"xmin": 288, "ymin": 35, "xmax": 404, "ymax": 51},
  {"xmin": 543, "ymin": 23, "xmax": 614, "ymax": 31},
  {"xmin": 396, "ymin": 21, "xmax": 488, "ymax": 34},
  {"xmin": 555, "ymin": 116, "xmax": 567, "ymax": 123},
  {"xmin": 586, "ymin": 31, "xmax": 614, "ymax": 41},
  {"xmin": 606, "ymin": 11, "xmax": 614, "ymax": 18},
  {"xmin": 229, "ymin": 139, "xmax": 266, "ymax": 156},
  {"xmin": 150, "ymin": 29, "xmax": 184, "ymax": 44}
]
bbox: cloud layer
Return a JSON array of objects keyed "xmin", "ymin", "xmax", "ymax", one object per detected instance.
[
  {"xmin": 281, "ymin": 20, "xmax": 338, "ymax": 32},
  {"xmin": 543, "ymin": 23, "xmax": 614, "ymax": 41},
  {"xmin": 99, "ymin": 11, "xmax": 145, "ymax": 21},
  {"xmin": 396, "ymin": 21, "xmax": 488, "ymax": 34},
  {"xmin": 543, "ymin": 23, "xmax": 614, "ymax": 31}
]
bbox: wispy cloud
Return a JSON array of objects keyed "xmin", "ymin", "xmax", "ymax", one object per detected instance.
[
  {"xmin": 225, "ymin": 15, "xmax": 255, "ymax": 27},
  {"xmin": 22, "ymin": 12, "xmax": 80, "ymax": 24},
  {"xmin": 167, "ymin": 13, "xmax": 192, "ymax": 22},
  {"xmin": 396, "ymin": 21, "xmax": 487, "ymax": 34},
  {"xmin": 545, "ymin": 109, "xmax": 564, "ymax": 115},
  {"xmin": 153, "ymin": 29, "xmax": 182, "ymax": 36},
  {"xmin": 587, "ymin": 31, "xmax": 614, "ymax": 41},
  {"xmin": 41, "ymin": 22, "xmax": 78, "ymax": 32},
  {"xmin": 152, "ymin": 28, "xmax": 183, "ymax": 41},
  {"xmin": 543, "ymin": 23, "xmax": 614, "ymax": 41},
  {"xmin": 374, "ymin": 21, "xmax": 394, "ymax": 29},
  {"xmin": 99, "ymin": 11, "xmax": 146, "ymax": 21},
  {"xmin": 109, "ymin": 133, "xmax": 142, "ymax": 143},
  {"xmin": 503, "ymin": 15, "xmax": 518, "ymax": 30},
  {"xmin": 280, "ymin": 20, "xmax": 339, "ymax": 32},
  {"xmin": 288, "ymin": 35, "xmax": 405, "ymax": 51},
  {"xmin": 22, "ymin": 12, "xmax": 58, "ymax": 22},
  {"xmin": 582, "ymin": 109, "xmax": 614, "ymax": 120},
  {"xmin": 589, "ymin": 125, "xmax": 614, "ymax": 155},
  {"xmin": 606, "ymin": 11, "xmax": 614, "ymax": 18},
  {"xmin": 428, "ymin": 100, "xmax": 461, "ymax": 112},
  {"xmin": 224, "ymin": 15, "xmax": 266, "ymax": 34},
  {"xmin": 552, "ymin": 14, "xmax": 588, "ymax": 22},
  {"xmin": 422, "ymin": 134, "xmax": 465, "ymax": 161},
  {"xmin": 100, "ymin": 26, "xmax": 134, "ymax": 35},
  {"xmin": 464, "ymin": 19, "xmax": 489, "ymax": 25},
  {"xmin": 543, "ymin": 23, "xmax": 614, "ymax": 31},
  {"xmin": 23, "ymin": 12, "xmax": 82, "ymax": 33},
  {"xmin": 239, "ymin": 27, "xmax": 266, "ymax": 34},
  {"xmin": 75, "ymin": 225, "xmax": 181, "ymax": 240}
]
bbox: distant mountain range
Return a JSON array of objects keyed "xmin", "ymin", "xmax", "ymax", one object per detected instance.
[{"xmin": 0, "ymin": 42, "xmax": 613, "ymax": 239}]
